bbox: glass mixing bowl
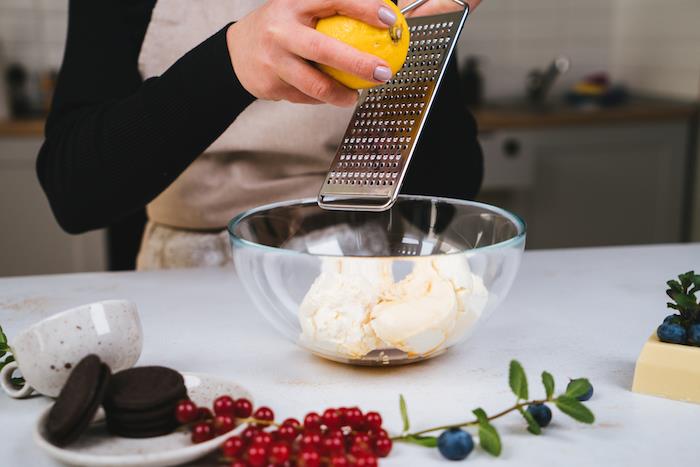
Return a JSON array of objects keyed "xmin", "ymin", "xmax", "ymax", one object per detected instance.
[{"xmin": 228, "ymin": 195, "xmax": 525, "ymax": 366}]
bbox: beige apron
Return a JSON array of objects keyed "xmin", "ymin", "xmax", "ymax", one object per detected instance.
[{"xmin": 136, "ymin": 0, "xmax": 352, "ymax": 269}]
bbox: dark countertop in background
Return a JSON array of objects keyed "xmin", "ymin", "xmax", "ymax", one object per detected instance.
[
  {"xmin": 0, "ymin": 118, "xmax": 44, "ymax": 137},
  {"xmin": 0, "ymin": 97, "xmax": 697, "ymax": 138},
  {"xmin": 472, "ymin": 96, "xmax": 698, "ymax": 132}
]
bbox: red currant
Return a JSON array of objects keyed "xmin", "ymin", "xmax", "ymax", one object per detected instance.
[
  {"xmin": 298, "ymin": 449, "xmax": 321, "ymax": 467},
  {"xmin": 355, "ymin": 453, "xmax": 378, "ymax": 466},
  {"xmin": 300, "ymin": 431, "xmax": 322, "ymax": 450},
  {"xmin": 269, "ymin": 442, "xmax": 291, "ymax": 464},
  {"xmin": 364, "ymin": 412, "xmax": 382, "ymax": 431},
  {"xmin": 213, "ymin": 395, "xmax": 236, "ymax": 417},
  {"xmin": 234, "ymin": 398, "xmax": 253, "ymax": 418},
  {"xmin": 191, "ymin": 422, "xmax": 214, "ymax": 444},
  {"xmin": 353, "ymin": 433, "xmax": 371, "ymax": 448},
  {"xmin": 322, "ymin": 435, "xmax": 345, "ymax": 455},
  {"xmin": 330, "ymin": 455, "xmax": 349, "ymax": 467},
  {"xmin": 322, "ymin": 408, "xmax": 341, "ymax": 430},
  {"xmin": 303, "ymin": 412, "xmax": 322, "ymax": 431},
  {"xmin": 241, "ymin": 425, "xmax": 260, "ymax": 444},
  {"xmin": 196, "ymin": 407, "xmax": 214, "ymax": 421},
  {"xmin": 278, "ymin": 424, "xmax": 298, "ymax": 442},
  {"xmin": 345, "ymin": 407, "xmax": 364, "ymax": 429},
  {"xmin": 338, "ymin": 407, "xmax": 349, "ymax": 425},
  {"xmin": 326, "ymin": 429, "xmax": 345, "ymax": 440},
  {"xmin": 230, "ymin": 461, "xmax": 247, "ymax": 467},
  {"xmin": 213, "ymin": 415, "xmax": 237, "ymax": 436},
  {"xmin": 252, "ymin": 431, "xmax": 273, "ymax": 448},
  {"xmin": 282, "ymin": 417, "xmax": 301, "ymax": 428},
  {"xmin": 221, "ymin": 435, "xmax": 245, "ymax": 458},
  {"xmin": 350, "ymin": 440, "xmax": 371, "ymax": 457},
  {"xmin": 246, "ymin": 444, "xmax": 268, "ymax": 467},
  {"xmin": 175, "ymin": 400, "xmax": 198, "ymax": 424},
  {"xmin": 343, "ymin": 432, "xmax": 354, "ymax": 449},
  {"xmin": 373, "ymin": 437, "xmax": 392, "ymax": 457},
  {"xmin": 371, "ymin": 428, "xmax": 389, "ymax": 439},
  {"xmin": 253, "ymin": 406, "xmax": 274, "ymax": 426}
]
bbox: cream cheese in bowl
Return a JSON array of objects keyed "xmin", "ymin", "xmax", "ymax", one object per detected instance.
[{"xmin": 228, "ymin": 196, "xmax": 525, "ymax": 365}]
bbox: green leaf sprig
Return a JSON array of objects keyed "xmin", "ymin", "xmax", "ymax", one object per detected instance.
[
  {"xmin": 393, "ymin": 360, "xmax": 594, "ymax": 457},
  {"xmin": 0, "ymin": 324, "xmax": 25, "ymax": 388},
  {"xmin": 665, "ymin": 271, "xmax": 700, "ymax": 327}
]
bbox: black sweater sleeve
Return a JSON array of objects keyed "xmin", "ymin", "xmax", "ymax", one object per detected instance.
[{"xmin": 36, "ymin": 0, "xmax": 255, "ymax": 234}]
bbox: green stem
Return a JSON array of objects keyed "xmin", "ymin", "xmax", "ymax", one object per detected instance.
[{"xmin": 393, "ymin": 398, "xmax": 551, "ymax": 441}]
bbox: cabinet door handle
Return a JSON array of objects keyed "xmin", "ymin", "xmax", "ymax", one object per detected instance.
[{"xmin": 502, "ymin": 138, "xmax": 521, "ymax": 158}]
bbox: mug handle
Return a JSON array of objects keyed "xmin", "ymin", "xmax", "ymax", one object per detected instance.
[{"xmin": 0, "ymin": 361, "xmax": 34, "ymax": 398}]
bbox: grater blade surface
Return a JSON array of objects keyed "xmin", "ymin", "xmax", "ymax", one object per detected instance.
[{"xmin": 318, "ymin": 7, "xmax": 470, "ymax": 212}]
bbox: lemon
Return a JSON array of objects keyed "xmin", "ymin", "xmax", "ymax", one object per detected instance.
[{"xmin": 315, "ymin": 0, "xmax": 410, "ymax": 89}]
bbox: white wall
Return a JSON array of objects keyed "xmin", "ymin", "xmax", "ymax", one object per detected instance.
[
  {"xmin": 610, "ymin": 0, "xmax": 700, "ymax": 100},
  {"xmin": 0, "ymin": 0, "xmax": 68, "ymax": 73},
  {"xmin": 457, "ymin": 0, "xmax": 616, "ymax": 99}
]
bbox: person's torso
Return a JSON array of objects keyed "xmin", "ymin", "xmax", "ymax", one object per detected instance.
[{"xmin": 139, "ymin": 0, "xmax": 353, "ymax": 229}]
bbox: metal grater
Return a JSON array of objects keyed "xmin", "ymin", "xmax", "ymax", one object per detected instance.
[{"xmin": 318, "ymin": 1, "xmax": 470, "ymax": 212}]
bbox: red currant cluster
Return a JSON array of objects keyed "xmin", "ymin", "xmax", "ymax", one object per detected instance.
[
  {"xmin": 176, "ymin": 397, "xmax": 392, "ymax": 466},
  {"xmin": 175, "ymin": 395, "xmax": 256, "ymax": 443}
]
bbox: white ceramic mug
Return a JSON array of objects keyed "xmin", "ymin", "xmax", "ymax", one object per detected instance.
[{"xmin": 0, "ymin": 300, "xmax": 143, "ymax": 398}]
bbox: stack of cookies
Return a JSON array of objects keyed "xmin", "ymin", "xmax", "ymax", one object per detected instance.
[
  {"xmin": 46, "ymin": 355, "xmax": 188, "ymax": 446},
  {"xmin": 103, "ymin": 366, "xmax": 187, "ymax": 438}
]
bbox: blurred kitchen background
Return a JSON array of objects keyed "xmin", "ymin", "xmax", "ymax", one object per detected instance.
[{"xmin": 0, "ymin": 0, "xmax": 698, "ymax": 276}]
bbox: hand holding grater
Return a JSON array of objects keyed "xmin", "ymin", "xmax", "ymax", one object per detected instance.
[{"xmin": 318, "ymin": 0, "xmax": 470, "ymax": 212}]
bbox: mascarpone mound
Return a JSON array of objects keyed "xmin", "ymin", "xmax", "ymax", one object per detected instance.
[
  {"xmin": 299, "ymin": 255, "xmax": 490, "ymax": 359},
  {"xmin": 299, "ymin": 258, "xmax": 392, "ymax": 358},
  {"xmin": 371, "ymin": 260, "xmax": 458, "ymax": 355}
]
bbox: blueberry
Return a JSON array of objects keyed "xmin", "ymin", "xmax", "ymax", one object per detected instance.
[
  {"xmin": 657, "ymin": 322, "xmax": 687, "ymax": 345},
  {"xmin": 663, "ymin": 314, "xmax": 681, "ymax": 325},
  {"xmin": 567, "ymin": 379, "xmax": 594, "ymax": 401},
  {"xmin": 687, "ymin": 323, "xmax": 700, "ymax": 346},
  {"xmin": 526, "ymin": 403, "xmax": 552, "ymax": 427},
  {"xmin": 437, "ymin": 428, "xmax": 474, "ymax": 461}
]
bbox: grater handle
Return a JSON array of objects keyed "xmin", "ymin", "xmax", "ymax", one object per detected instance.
[
  {"xmin": 317, "ymin": 194, "xmax": 395, "ymax": 212},
  {"xmin": 400, "ymin": 0, "xmax": 468, "ymax": 15}
]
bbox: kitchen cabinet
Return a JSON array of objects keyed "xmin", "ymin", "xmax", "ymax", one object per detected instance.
[
  {"xmin": 477, "ymin": 121, "xmax": 690, "ymax": 249},
  {"xmin": 0, "ymin": 135, "xmax": 106, "ymax": 276}
]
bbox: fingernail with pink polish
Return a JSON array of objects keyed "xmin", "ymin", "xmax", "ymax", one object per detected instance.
[
  {"xmin": 373, "ymin": 65, "xmax": 392, "ymax": 82},
  {"xmin": 378, "ymin": 6, "xmax": 397, "ymax": 26}
]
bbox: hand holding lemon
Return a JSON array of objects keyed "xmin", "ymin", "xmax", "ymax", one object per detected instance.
[
  {"xmin": 314, "ymin": 0, "xmax": 480, "ymax": 89},
  {"xmin": 315, "ymin": 0, "xmax": 410, "ymax": 89},
  {"xmin": 227, "ymin": 0, "xmax": 403, "ymax": 107},
  {"xmin": 227, "ymin": 0, "xmax": 478, "ymax": 106}
]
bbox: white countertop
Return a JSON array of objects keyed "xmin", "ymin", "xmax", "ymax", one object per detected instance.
[{"xmin": 1, "ymin": 243, "xmax": 699, "ymax": 466}]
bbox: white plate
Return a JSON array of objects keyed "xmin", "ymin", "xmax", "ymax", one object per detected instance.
[{"xmin": 34, "ymin": 372, "xmax": 252, "ymax": 467}]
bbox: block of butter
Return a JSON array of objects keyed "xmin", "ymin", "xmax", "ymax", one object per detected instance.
[{"xmin": 632, "ymin": 334, "xmax": 700, "ymax": 404}]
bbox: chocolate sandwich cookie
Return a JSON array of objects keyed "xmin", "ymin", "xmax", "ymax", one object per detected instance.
[
  {"xmin": 46, "ymin": 354, "xmax": 111, "ymax": 446},
  {"xmin": 105, "ymin": 400, "xmax": 179, "ymax": 425},
  {"xmin": 105, "ymin": 415, "xmax": 179, "ymax": 439},
  {"xmin": 103, "ymin": 366, "xmax": 186, "ymax": 411},
  {"xmin": 103, "ymin": 366, "xmax": 187, "ymax": 438}
]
